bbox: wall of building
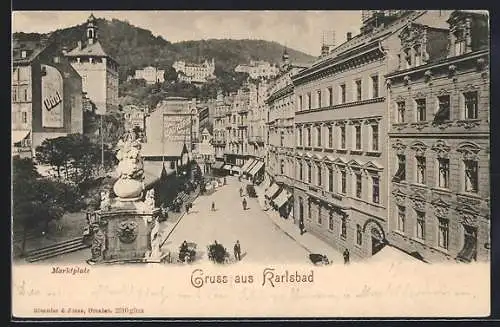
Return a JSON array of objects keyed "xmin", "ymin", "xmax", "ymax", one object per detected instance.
[{"xmin": 70, "ymin": 58, "xmax": 108, "ymax": 113}]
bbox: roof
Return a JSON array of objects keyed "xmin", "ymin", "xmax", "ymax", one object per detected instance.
[
  {"xmin": 141, "ymin": 142, "xmax": 187, "ymax": 157},
  {"xmin": 65, "ymin": 40, "xmax": 110, "ymax": 58},
  {"xmin": 12, "ymin": 37, "xmax": 52, "ymax": 64}
]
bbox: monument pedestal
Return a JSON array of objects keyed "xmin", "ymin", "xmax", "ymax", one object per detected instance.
[{"xmin": 88, "ymin": 200, "xmax": 161, "ymax": 264}]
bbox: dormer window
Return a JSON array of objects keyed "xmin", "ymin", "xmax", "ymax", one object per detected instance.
[{"xmin": 21, "ymin": 50, "xmax": 27, "ymax": 58}]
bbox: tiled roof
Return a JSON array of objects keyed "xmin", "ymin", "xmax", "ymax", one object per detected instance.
[
  {"xmin": 12, "ymin": 37, "xmax": 51, "ymax": 64},
  {"xmin": 141, "ymin": 141, "xmax": 187, "ymax": 157},
  {"xmin": 65, "ymin": 40, "xmax": 109, "ymax": 58}
]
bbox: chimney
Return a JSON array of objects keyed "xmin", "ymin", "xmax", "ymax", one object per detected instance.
[{"xmin": 347, "ymin": 32, "xmax": 353, "ymax": 41}]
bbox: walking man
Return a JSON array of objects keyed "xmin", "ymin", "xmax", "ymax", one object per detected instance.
[
  {"xmin": 343, "ymin": 248, "xmax": 350, "ymax": 264},
  {"xmin": 242, "ymin": 197, "xmax": 247, "ymax": 210},
  {"xmin": 211, "ymin": 201, "xmax": 216, "ymax": 211},
  {"xmin": 234, "ymin": 240, "xmax": 241, "ymax": 261},
  {"xmin": 185, "ymin": 203, "xmax": 190, "ymax": 214},
  {"xmin": 239, "ymin": 187, "xmax": 243, "ymax": 197},
  {"xmin": 299, "ymin": 219, "xmax": 305, "ymax": 235}
]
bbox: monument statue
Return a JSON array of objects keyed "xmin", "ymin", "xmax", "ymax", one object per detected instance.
[{"xmin": 113, "ymin": 130, "xmax": 145, "ymax": 201}]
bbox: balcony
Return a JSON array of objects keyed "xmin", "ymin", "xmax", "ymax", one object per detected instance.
[{"xmin": 248, "ymin": 136, "xmax": 264, "ymax": 144}]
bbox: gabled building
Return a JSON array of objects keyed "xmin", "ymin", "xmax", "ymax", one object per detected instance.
[
  {"xmin": 386, "ymin": 10, "xmax": 490, "ymax": 263},
  {"xmin": 64, "ymin": 14, "xmax": 119, "ymax": 115},
  {"xmin": 12, "ymin": 35, "xmax": 83, "ymax": 158},
  {"xmin": 133, "ymin": 66, "xmax": 165, "ymax": 84}
]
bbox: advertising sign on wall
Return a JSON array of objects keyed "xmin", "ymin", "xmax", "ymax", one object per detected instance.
[
  {"xmin": 41, "ymin": 65, "xmax": 64, "ymax": 128},
  {"xmin": 163, "ymin": 114, "xmax": 192, "ymax": 143}
]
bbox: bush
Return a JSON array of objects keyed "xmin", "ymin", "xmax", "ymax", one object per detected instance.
[
  {"xmin": 207, "ymin": 242, "xmax": 229, "ymax": 264},
  {"xmin": 246, "ymin": 184, "xmax": 257, "ymax": 198}
]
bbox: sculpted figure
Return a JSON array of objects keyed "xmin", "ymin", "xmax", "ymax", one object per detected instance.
[
  {"xmin": 99, "ymin": 190, "xmax": 110, "ymax": 211},
  {"xmin": 144, "ymin": 189, "xmax": 155, "ymax": 210},
  {"xmin": 91, "ymin": 226, "xmax": 106, "ymax": 262}
]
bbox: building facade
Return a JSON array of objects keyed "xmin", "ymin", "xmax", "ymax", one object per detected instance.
[
  {"xmin": 386, "ymin": 10, "xmax": 490, "ymax": 263},
  {"xmin": 290, "ymin": 10, "xmax": 453, "ymax": 259},
  {"xmin": 12, "ymin": 36, "xmax": 83, "ymax": 158},
  {"xmin": 173, "ymin": 59, "xmax": 215, "ymax": 84},
  {"xmin": 265, "ymin": 51, "xmax": 309, "ymax": 219},
  {"xmin": 133, "ymin": 66, "xmax": 165, "ymax": 84},
  {"xmin": 235, "ymin": 60, "xmax": 280, "ymax": 80},
  {"xmin": 64, "ymin": 14, "xmax": 119, "ymax": 115},
  {"xmin": 224, "ymin": 85, "xmax": 251, "ymax": 167},
  {"xmin": 212, "ymin": 91, "xmax": 232, "ymax": 160}
]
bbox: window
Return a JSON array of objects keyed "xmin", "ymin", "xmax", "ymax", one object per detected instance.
[
  {"xmin": 340, "ymin": 170, "xmax": 347, "ymax": 193},
  {"xmin": 435, "ymin": 95, "xmax": 450, "ymax": 123},
  {"xmin": 307, "ymin": 163, "xmax": 312, "ymax": 183},
  {"xmin": 397, "ymin": 101, "xmax": 406, "ymax": 123},
  {"xmin": 298, "ymin": 128, "xmax": 303, "ymax": 146},
  {"xmin": 464, "ymin": 91, "xmax": 478, "ymax": 119},
  {"xmin": 404, "ymin": 49, "xmax": 412, "ymax": 68},
  {"xmin": 455, "ymin": 39, "xmax": 466, "ymax": 56},
  {"xmin": 392, "ymin": 154, "xmax": 406, "ymax": 182},
  {"xmin": 438, "ymin": 218, "xmax": 449, "ymax": 249},
  {"xmin": 280, "ymin": 160, "xmax": 285, "ymax": 174},
  {"xmin": 416, "ymin": 211, "xmax": 425, "ymax": 240},
  {"xmin": 298, "ymin": 95, "xmax": 303, "ymax": 111},
  {"xmin": 23, "ymin": 88, "xmax": 28, "ymax": 101},
  {"xmin": 328, "ymin": 87, "xmax": 333, "ymax": 106},
  {"xmin": 307, "ymin": 127, "xmax": 311, "ymax": 147},
  {"xmin": 12, "ymin": 87, "xmax": 17, "ymax": 102},
  {"xmin": 316, "ymin": 126, "xmax": 322, "ymax": 147},
  {"xmin": 328, "ymin": 211, "xmax": 334, "ymax": 230},
  {"xmin": 341, "ymin": 216, "xmax": 347, "ymax": 238},
  {"xmin": 416, "ymin": 156, "xmax": 426, "ymax": 184},
  {"xmin": 340, "ymin": 126, "xmax": 346, "ymax": 149},
  {"xmin": 464, "ymin": 160, "xmax": 478, "ymax": 193},
  {"xmin": 372, "ymin": 176, "xmax": 380, "ymax": 203},
  {"xmin": 328, "ymin": 126, "xmax": 333, "ymax": 148},
  {"xmin": 438, "ymin": 158, "xmax": 450, "ymax": 189},
  {"xmin": 355, "ymin": 173, "xmax": 362, "ymax": 198},
  {"xmin": 280, "ymin": 131, "xmax": 284, "ymax": 147},
  {"xmin": 318, "ymin": 205, "xmax": 322, "ymax": 224},
  {"xmin": 317, "ymin": 90, "xmax": 322, "ymax": 108},
  {"xmin": 355, "ymin": 125, "xmax": 361, "ymax": 150},
  {"xmin": 355, "ymin": 79, "xmax": 362, "ymax": 101},
  {"xmin": 340, "ymin": 84, "xmax": 346, "ymax": 104},
  {"xmin": 356, "ymin": 224, "xmax": 363, "ymax": 245},
  {"xmin": 307, "ymin": 93, "xmax": 312, "ymax": 109},
  {"xmin": 308, "ymin": 201, "xmax": 312, "ymax": 220},
  {"xmin": 371, "ymin": 75, "xmax": 379, "ymax": 98},
  {"xmin": 317, "ymin": 165, "xmax": 322, "ymax": 186},
  {"xmin": 371, "ymin": 125, "xmax": 379, "ymax": 151},
  {"xmin": 328, "ymin": 167, "xmax": 334, "ymax": 192},
  {"xmin": 397, "ymin": 206, "xmax": 406, "ymax": 232},
  {"xmin": 21, "ymin": 112, "xmax": 27, "ymax": 124},
  {"xmin": 299, "ymin": 162, "xmax": 303, "ymax": 180},
  {"xmin": 416, "ymin": 99, "xmax": 426, "ymax": 121},
  {"xmin": 414, "ymin": 45, "xmax": 422, "ymax": 66}
]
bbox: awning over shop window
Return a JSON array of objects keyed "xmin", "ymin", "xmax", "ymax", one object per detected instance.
[
  {"xmin": 223, "ymin": 164, "xmax": 232, "ymax": 170},
  {"xmin": 272, "ymin": 189, "xmax": 292, "ymax": 208},
  {"xmin": 265, "ymin": 183, "xmax": 280, "ymax": 199},
  {"xmin": 248, "ymin": 161, "xmax": 264, "ymax": 177},
  {"xmin": 231, "ymin": 166, "xmax": 242, "ymax": 173},
  {"xmin": 12, "ymin": 130, "xmax": 30, "ymax": 144},
  {"xmin": 213, "ymin": 161, "xmax": 224, "ymax": 169},
  {"xmin": 240, "ymin": 159, "xmax": 256, "ymax": 173},
  {"xmin": 245, "ymin": 160, "xmax": 259, "ymax": 173},
  {"xmin": 143, "ymin": 161, "xmax": 175, "ymax": 189}
]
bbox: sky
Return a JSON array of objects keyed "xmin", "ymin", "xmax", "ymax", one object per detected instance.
[{"xmin": 12, "ymin": 11, "xmax": 362, "ymax": 56}]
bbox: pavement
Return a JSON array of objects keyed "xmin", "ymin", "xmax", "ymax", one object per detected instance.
[
  {"xmin": 162, "ymin": 176, "xmax": 310, "ymax": 264},
  {"xmin": 252, "ymin": 181, "xmax": 344, "ymax": 264}
]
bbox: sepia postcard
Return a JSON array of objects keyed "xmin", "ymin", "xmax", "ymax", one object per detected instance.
[{"xmin": 11, "ymin": 10, "xmax": 490, "ymax": 319}]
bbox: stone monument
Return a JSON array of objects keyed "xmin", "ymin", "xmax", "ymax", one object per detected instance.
[{"xmin": 87, "ymin": 130, "xmax": 166, "ymax": 264}]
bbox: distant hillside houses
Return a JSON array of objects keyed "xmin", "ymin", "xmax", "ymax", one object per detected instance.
[
  {"xmin": 234, "ymin": 60, "xmax": 280, "ymax": 80},
  {"xmin": 173, "ymin": 58, "xmax": 215, "ymax": 84},
  {"xmin": 133, "ymin": 66, "xmax": 165, "ymax": 84}
]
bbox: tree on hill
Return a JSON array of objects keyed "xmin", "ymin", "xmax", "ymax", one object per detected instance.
[{"xmin": 163, "ymin": 66, "xmax": 178, "ymax": 83}]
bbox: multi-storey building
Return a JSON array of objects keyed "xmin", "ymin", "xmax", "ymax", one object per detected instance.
[
  {"xmin": 235, "ymin": 60, "xmax": 280, "ymax": 80},
  {"xmin": 133, "ymin": 66, "xmax": 165, "ymax": 84},
  {"xmin": 12, "ymin": 36, "xmax": 83, "ymax": 158},
  {"xmin": 64, "ymin": 14, "xmax": 119, "ymax": 115},
  {"xmin": 290, "ymin": 10, "xmax": 453, "ymax": 259},
  {"xmin": 265, "ymin": 50, "xmax": 309, "ymax": 219},
  {"xmin": 173, "ymin": 59, "xmax": 215, "ymax": 84},
  {"xmin": 224, "ymin": 85, "xmax": 251, "ymax": 168},
  {"xmin": 386, "ymin": 10, "xmax": 490, "ymax": 263},
  {"xmin": 212, "ymin": 91, "xmax": 231, "ymax": 161}
]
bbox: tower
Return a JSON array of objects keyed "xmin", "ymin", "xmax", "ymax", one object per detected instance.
[
  {"xmin": 321, "ymin": 30, "xmax": 336, "ymax": 57},
  {"xmin": 282, "ymin": 46, "xmax": 290, "ymax": 69},
  {"xmin": 86, "ymin": 13, "xmax": 97, "ymax": 45}
]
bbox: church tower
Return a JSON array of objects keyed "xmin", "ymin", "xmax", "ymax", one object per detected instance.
[{"xmin": 86, "ymin": 13, "xmax": 97, "ymax": 44}]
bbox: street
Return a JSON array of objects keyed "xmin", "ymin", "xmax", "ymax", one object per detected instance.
[{"xmin": 162, "ymin": 177, "xmax": 310, "ymax": 264}]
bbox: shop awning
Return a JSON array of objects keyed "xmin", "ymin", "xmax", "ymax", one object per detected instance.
[
  {"xmin": 223, "ymin": 164, "xmax": 232, "ymax": 170},
  {"xmin": 12, "ymin": 130, "xmax": 30, "ymax": 144},
  {"xmin": 240, "ymin": 159, "xmax": 256, "ymax": 173},
  {"xmin": 245, "ymin": 159, "xmax": 259, "ymax": 173},
  {"xmin": 248, "ymin": 161, "xmax": 264, "ymax": 177},
  {"xmin": 265, "ymin": 183, "xmax": 280, "ymax": 199},
  {"xmin": 213, "ymin": 161, "xmax": 224, "ymax": 169},
  {"xmin": 143, "ymin": 161, "xmax": 175, "ymax": 189},
  {"xmin": 272, "ymin": 189, "xmax": 292, "ymax": 208}
]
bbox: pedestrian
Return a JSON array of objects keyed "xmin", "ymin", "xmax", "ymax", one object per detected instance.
[
  {"xmin": 185, "ymin": 204, "xmax": 190, "ymax": 214},
  {"xmin": 299, "ymin": 219, "xmax": 305, "ymax": 235},
  {"xmin": 211, "ymin": 201, "xmax": 216, "ymax": 211},
  {"xmin": 224, "ymin": 177, "xmax": 227, "ymax": 185},
  {"xmin": 234, "ymin": 240, "xmax": 241, "ymax": 261},
  {"xmin": 343, "ymin": 249, "xmax": 350, "ymax": 264},
  {"xmin": 239, "ymin": 187, "xmax": 243, "ymax": 197},
  {"xmin": 242, "ymin": 197, "xmax": 247, "ymax": 210}
]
